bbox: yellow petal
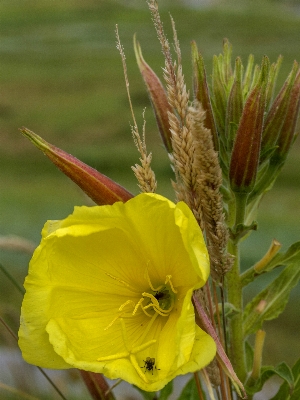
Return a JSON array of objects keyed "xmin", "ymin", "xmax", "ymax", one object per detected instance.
[{"xmin": 19, "ymin": 193, "xmax": 215, "ymax": 391}]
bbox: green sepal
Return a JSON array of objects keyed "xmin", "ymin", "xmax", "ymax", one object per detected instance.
[
  {"xmin": 245, "ymin": 362, "xmax": 294, "ymax": 395},
  {"xmin": 243, "ymin": 263, "xmax": 300, "ymax": 336},
  {"xmin": 178, "ymin": 377, "xmax": 207, "ymax": 400},
  {"xmin": 265, "ymin": 55, "xmax": 283, "ymax": 111},
  {"xmin": 242, "ymin": 54, "xmax": 255, "ymax": 97},
  {"xmin": 270, "ymin": 358, "xmax": 300, "ymax": 400}
]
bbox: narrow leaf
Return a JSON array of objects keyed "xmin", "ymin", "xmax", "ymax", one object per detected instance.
[
  {"xmin": 246, "ymin": 363, "xmax": 294, "ymax": 395},
  {"xmin": 270, "ymin": 358, "xmax": 300, "ymax": 400}
]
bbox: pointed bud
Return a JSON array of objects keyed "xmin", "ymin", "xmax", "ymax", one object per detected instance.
[
  {"xmin": 271, "ymin": 70, "xmax": 300, "ymax": 165},
  {"xmin": 20, "ymin": 128, "xmax": 133, "ymax": 205},
  {"xmin": 261, "ymin": 61, "xmax": 299, "ymax": 162},
  {"xmin": 229, "ymin": 57, "xmax": 268, "ymax": 193},
  {"xmin": 134, "ymin": 35, "xmax": 173, "ymax": 153},
  {"xmin": 191, "ymin": 41, "xmax": 219, "ymax": 150}
]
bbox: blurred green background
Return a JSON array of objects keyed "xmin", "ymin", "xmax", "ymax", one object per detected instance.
[{"xmin": 1, "ymin": 0, "xmax": 300, "ymax": 398}]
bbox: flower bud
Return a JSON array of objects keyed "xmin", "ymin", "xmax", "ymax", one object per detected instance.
[
  {"xmin": 260, "ymin": 61, "xmax": 299, "ymax": 162},
  {"xmin": 270, "ymin": 70, "xmax": 300, "ymax": 165},
  {"xmin": 229, "ymin": 57, "xmax": 268, "ymax": 193},
  {"xmin": 20, "ymin": 128, "xmax": 133, "ymax": 205},
  {"xmin": 134, "ymin": 35, "xmax": 173, "ymax": 153}
]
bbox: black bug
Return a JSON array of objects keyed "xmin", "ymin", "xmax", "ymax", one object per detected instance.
[{"xmin": 141, "ymin": 357, "xmax": 160, "ymax": 374}]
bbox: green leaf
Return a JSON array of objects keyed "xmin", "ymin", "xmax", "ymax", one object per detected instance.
[
  {"xmin": 270, "ymin": 358, "xmax": 300, "ymax": 400},
  {"xmin": 178, "ymin": 377, "xmax": 206, "ymax": 400},
  {"xmin": 245, "ymin": 341, "xmax": 254, "ymax": 373},
  {"xmin": 243, "ymin": 263, "xmax": 300, "ymax": 336},
  {"xmin": 159, "ymin": 381, "xmax": 173, "ymax": 400},
  {"xmin": 246, "ymin": 363, "xmax": 294, "ymax": 395}
]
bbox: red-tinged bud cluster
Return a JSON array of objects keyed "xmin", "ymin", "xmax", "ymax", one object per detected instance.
[{"xmin": 190, "ymin": 39, "xmax": 300, "ymax": 205}]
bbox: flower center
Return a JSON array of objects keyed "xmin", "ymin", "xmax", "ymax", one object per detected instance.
[{"xmin": 105, "ymin": 270, "xmax": 177, "ymax": 329}]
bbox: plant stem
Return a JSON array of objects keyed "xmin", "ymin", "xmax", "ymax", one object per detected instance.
[
  {"xmin": 226, "ymin": 237, "xmax": 247, "ymax": 383},
  {"xmin": 234, "ymin": 192, "xmax": 248, "ymax": 227}
]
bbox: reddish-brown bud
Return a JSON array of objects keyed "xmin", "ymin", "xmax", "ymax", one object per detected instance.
[
  {"xmin": 229, "ymin": 58, "xmax": 268, "ymax": 193},
  {"xmin": 271, "ymin": 71, "xmax": 300, "ymax": 164},
  {"xmin": 134, "ymin": 35, "xmax": 173, "ymax": 153},
  {"xmin": 20, "ymin": 128, "xmax": 133, "ymax": 205},
  {"xmin": 261, "ymin": 61, "xmax": 299, "ymax": 162}
]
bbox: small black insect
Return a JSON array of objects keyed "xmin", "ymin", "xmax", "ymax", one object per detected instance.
[{"xmin": 141, "ymin": 357, "xmax": 160, "ymax": 374}]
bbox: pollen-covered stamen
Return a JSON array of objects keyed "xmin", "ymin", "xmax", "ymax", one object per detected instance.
[
  {"xmin": 142, "ymin": 292, "xmax": 174, "ymax": 316},
  {"xmin": 165, "ymin": 275, "xmax": 178, "ymax": 293}
]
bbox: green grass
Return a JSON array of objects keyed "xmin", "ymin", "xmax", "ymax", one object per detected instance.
[{"xmin": 1, "ymin": 0, "xmax": 300, "ymax": 397}]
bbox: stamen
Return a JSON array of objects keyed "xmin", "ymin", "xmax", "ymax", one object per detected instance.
[
  {"xmin": 145, "ymin": 266, "xmax": 163, "ymax": 292},
  {"xmin": 132, "ymin": 298, "xmax": 145, "ymax": 315},
  {"xmin": 151, "ymin": 305, "xmax": 170, "ymax": 316},
  {"xmin": 131, "ymin": 339, "xmax": 157, "ymax": 354},
  {"xmin": 139, "ymin": 304, "xmax": 154, "ymax": 317},
  {"xmin": 104, "ymin": 314, "xmax": 123, "ymax": 330},
  {"xmin": 105, "ymin": 272, "xmax": 140, "ymax": 293},
  {"xmin": 130, "ymin": 354, "xmax": 149, "ymax": 383},
  {"xmin": 165, "ymin": 275, "xmax": 178, "ymax": 293},
  {"xmin": 142, "ymin": 292, "xmax": 160, "ymax": 308},
  {"xmin": 97, "ymin": 351, "xmax": 129, "ymax": 361},
  {"xmin": 119, "ymin": 300, "xmax": 135, "ymax": 312}
]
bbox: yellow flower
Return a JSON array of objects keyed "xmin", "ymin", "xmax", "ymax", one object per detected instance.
[{"xmin": 18, "ymin": 193, "xmax": 216, "ymax": 391}]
